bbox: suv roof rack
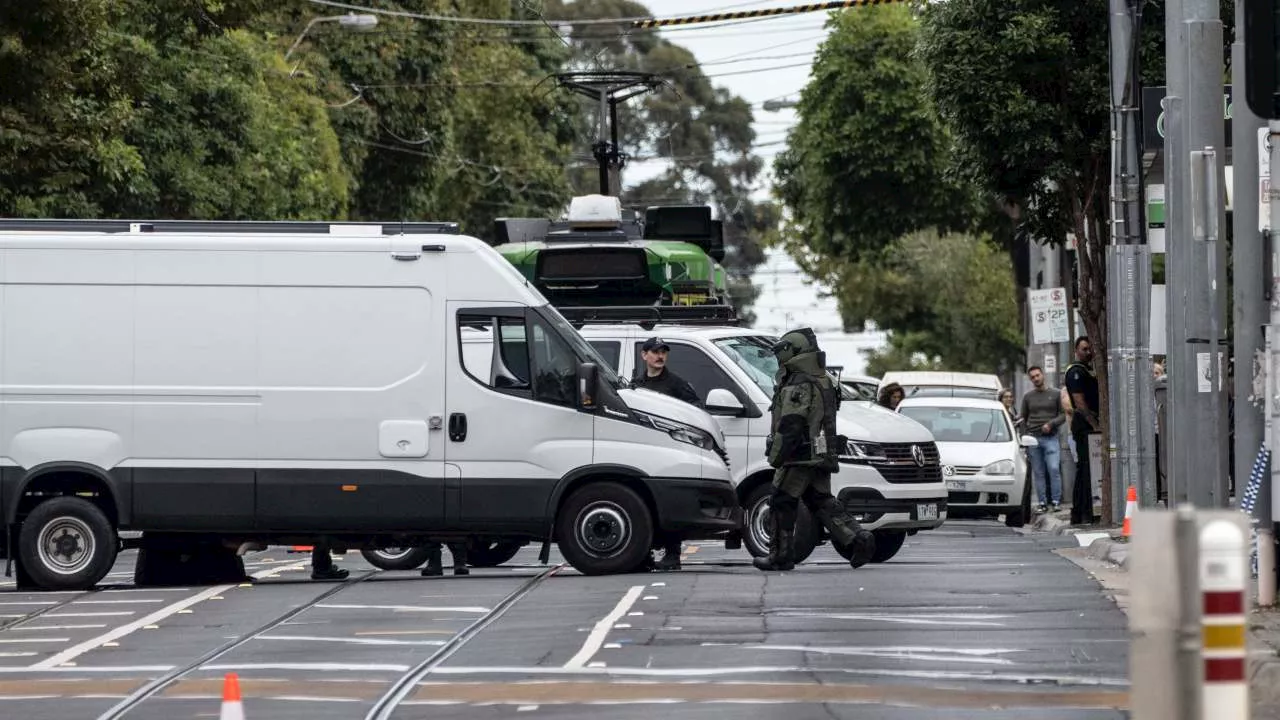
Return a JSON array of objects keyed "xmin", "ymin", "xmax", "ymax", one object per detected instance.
[
  {"xmin": 556, "ymin": 304, "xmax": 741, "ymax": 330},
  {"xmin": 0, "ymin": 219, "xmax": 460, "ymax": 235}
]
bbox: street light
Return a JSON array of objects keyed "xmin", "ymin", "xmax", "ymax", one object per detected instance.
[
  {"xmin": 762, "ymin": 99, "xmax": 799, "ymax": 112},
  {"xmin": 285, "ymin": 13, "xmax": 379, "ymax": 63}
]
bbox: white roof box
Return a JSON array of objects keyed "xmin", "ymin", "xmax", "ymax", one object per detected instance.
[{"xmin": 566, "ymin": 195, "xmax": 622, "ymax": 228}]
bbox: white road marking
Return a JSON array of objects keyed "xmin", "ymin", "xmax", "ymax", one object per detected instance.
[
  {"xmin": 604, "ymin": 643, "xmax": 622, "ymax": 649},
  {"xmin": 0, "ymin": 638, "xmax": 69, "ymax": 643},
  {"xmin": 0, "ymin": 653, "xmax": 38, "ymax": 658},
  {"xmin": 315, "ymin": 604, "xmax": 490, "ymax": 613},
  {"xmin": 31, "ymin": 583, "xmax": 233, "ymax": 669},
  {"xmin": 12, "ymin": 625, "xmax": 107, "ymax": 631},
  {"xmin": 643, "ymin": 596, "xmax": 658, "ymax": 601},
  {"xmin": 0, "ymin": 601, "xmax": 58, "ymax": 606},
  {"xmin": 45, "ymin": 612, "xmax": 135, "ymax": 618},
  {"xmin": 628, "ymin": 612, "xmax": 644, "ymax": 617},
  {"xmin": 429, "ymin": 665, "xmax": 1131, "ymax": 686},
  {"xmin": 517, "ymin": 705, "xmax": 540, "ymax": 712},
  {"xmin": 564, "ymin": 585, "xmax": 645, "ymax": 669},
  {"xmin": 773, "ymin": 611, "xmax": 1010, "ymax": 627},
  {"xmin": 75, "ymin": 600, "xmax": 166, "ymax": 605},
  {"xmin": 1074, "ymin": 531, "xmax": 1113, "ymax": 547},
  {"xmin": 256, "ymin": 635, "xmax": 446, "ymax": 647},
  {"xmin": 202, "ymin": 663, "xmax": 410, "ymax": 673},
  {"xmin": 101, "ymin": 588, "xmax": 192, "ymax": 593}
]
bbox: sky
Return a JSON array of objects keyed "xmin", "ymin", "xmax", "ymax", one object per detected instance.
[{"xmin": 611, "ymin": 1, "xmax": 889, "ymax": 376}]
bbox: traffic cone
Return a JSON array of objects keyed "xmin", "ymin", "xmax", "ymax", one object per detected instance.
[
  {"xmin": 220, "ymin": 672, "xmax": 245, "ymax": 720},
  {"xmin": 1122, "ymin": 485, "xmax": 1137, "ymax": 538}
]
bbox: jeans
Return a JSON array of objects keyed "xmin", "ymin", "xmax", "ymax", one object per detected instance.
[{"xmin": 1027, "ymin": 433, "xmax": 1062, "ymax": 505}]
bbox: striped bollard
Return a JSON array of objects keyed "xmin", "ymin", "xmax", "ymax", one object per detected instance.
[{"xmin": 1200, "ymin": 519, "xmax": 1249, "ymax": 719}]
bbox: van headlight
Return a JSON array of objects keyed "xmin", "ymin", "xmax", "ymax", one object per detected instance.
[
  {"xmin": 634, "ymin": 411, "xmax": 715, "ymax": 450},
  {"xmin": 841, "ymin": 439, "xmax": 887, "ymax": 463},
  {"xmin": 983, "ymin": 459, "xmax": 1015, "ymax": 476}
]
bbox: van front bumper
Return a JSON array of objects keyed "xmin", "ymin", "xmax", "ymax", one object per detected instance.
[
  {"xmin": 644, "ymin": 477, "xmax": 743, "ymax": 539},
  {"xmin": 837, "ymin": 487, "xmax": 948, "ymax": 531}
]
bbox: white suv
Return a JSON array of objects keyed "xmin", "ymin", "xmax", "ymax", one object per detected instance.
[{"xmin": 575, "ymin": 322, "xmax": 949, "ymax": 564}]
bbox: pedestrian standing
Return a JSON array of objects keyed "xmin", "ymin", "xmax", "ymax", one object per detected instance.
[
  {"xmin": 999, "ymin": 388, "xmax": 1021, "ymax": 428},
  {"xmin": 632, "ymin": 336, "xmax": 699, "ymax": 570},
  {"xmin": 1020, "ymin": 366, "xmax": 1066, "ymax": 512},
  {"xmin": 421, "ymin": 541, "xmax": 469, "ymax": 577},
  {"xmin": 1064, "ymin": 336, "xmax": 1101, "ymax": 525},
  {"xmin": 878, "ymin": 383, "xmax": 904, "ymax": 411}
]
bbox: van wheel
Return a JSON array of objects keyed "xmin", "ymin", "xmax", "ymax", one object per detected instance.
[
  {"xmin": 556, "ymin": 483, "xmax": 653, "ymax": 576},
  {"xmin": 743, "ymin": 485, "xmax": 818, "ymax": 564},
  {"xmin": 360, "ymin": 547, "xmax": 433, "ymax": 571},
  {"xmin": 465, "ymin": 539, "xmax": 524, "ymax": 568},
  {"xmin": 18, "ymin": 497, "xmax": 117, "ymax": 591}
]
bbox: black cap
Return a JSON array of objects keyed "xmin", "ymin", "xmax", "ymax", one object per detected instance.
[{"xmin": 641, "ymin": 336, "xmax": 670, "ymax": 352}]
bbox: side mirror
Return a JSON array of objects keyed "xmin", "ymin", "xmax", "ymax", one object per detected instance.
[
  {"xmin": 577, "ymin": 362, "xmax": 599, "ymax": 411},
  {"xmin": 1019, "ymin": 435, "xmax": 1039, "ymax": 448},
  {"xmin": 705, "ymin": 388, "xmax": 745, "ymax": 416}
]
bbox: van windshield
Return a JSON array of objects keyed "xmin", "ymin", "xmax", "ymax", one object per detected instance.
[
  {"xmin": 535, "ymin": 305, "xmax": 625, "ymax": 388},
  {"xmin": 713, "ymin": 335, "xmax": 779, "ymax": 396}
]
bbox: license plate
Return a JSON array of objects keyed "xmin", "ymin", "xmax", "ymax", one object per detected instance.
[
  {"xmin": 945, "ymin": 480, "xmax": 967, "ymax": 491},
  {"xmin": 917, "ymin": 503, "xmax": 939, "ymax": 521}
]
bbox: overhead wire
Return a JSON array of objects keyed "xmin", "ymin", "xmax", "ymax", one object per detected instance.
[{"xmin": 306, "ymin": 0, "xmax": 832, "ymax": 27}]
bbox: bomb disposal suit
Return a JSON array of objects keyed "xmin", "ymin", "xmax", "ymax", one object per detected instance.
[{"xmin": 755, "ymin": 328, "xmax": 876, "ymax": 571}]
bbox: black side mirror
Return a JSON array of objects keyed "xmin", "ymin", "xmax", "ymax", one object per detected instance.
[{"xmin": 577, "ymin": 362, "xmax": 599, "ymax": 411}]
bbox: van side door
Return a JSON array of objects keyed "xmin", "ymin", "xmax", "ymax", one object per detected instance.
[{"xmin": 446, "ymin": 305, "xmax": 593, "ymax": 534}]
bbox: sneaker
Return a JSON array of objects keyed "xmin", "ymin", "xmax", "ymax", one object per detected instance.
[
  {"xmin": 1051, "ymin": 502, "xmax": 1062, "ymax": 512},
  {"xmin": 1036, "ymin": 504, "xmax": 1048, "ymax": 514}
]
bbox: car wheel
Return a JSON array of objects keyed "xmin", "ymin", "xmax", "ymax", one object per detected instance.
[
  {"xmin": 360, "ymin": 547, "xmax": 435, "ymax": 571},
  {"xmin": 465, "ymin": 539, "xmax": 525, "ymax": 567},
  {"xmin": 556, "ymin": 482, "xmax": 653, "ymax": 576},
  {"xmin": 743, "ymin": 485, "xmax": 818, "ymax": 564},
  {"xmin": 18, "ymin": 497, "xmax": 117, "ymax": 591},
  {"xmin": 835, "ymin": 529, "xmax": 906, "ymax": 563}
]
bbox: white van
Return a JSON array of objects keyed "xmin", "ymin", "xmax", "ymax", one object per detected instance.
[
  {"xmin": 560, "ymin": 316, "xmax": 948, "ymax": 565},
  {"xmin": 0, "ymin": 220, "xmax": 739, "ymax": 590}
]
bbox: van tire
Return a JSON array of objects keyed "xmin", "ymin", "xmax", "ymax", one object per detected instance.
[
  {"xmin": 556, "ymin": 483, "xmax": 653, "ymax": 575},
  {"xmin": 361, "ymin": 547, "xmax": 434, "ymax": 571},
  {"xmin": 18, "ymin": 497, "xmax": 117, "ymax": 591},
  {"xmin": 742, "ymin": 485, "xmax": 818, "ymax": 564}
]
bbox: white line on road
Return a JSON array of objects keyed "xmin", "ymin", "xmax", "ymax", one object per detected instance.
[
  {"xmin": 256, "ymin": 635, "xmax": 446, "ymax": 647},
  {"xmin": 700, "ymin": 643, "xmax": 1022, "ymax": 665},
  {"xmin": 429, "ymin": 665, "xmax": 1131, "ymax": 686},
  {"xmin": 12, "ymin": 625, "xmax": 107, "ymax": 631},
  {"xmin": 27, "ymin": 562, "xmax": 295, "ymax": 671},
  {"xmin": 0, "ymin": 638, "xmax": 69, "ymax": 644},
  {"xmin": 315, "ymin": 604, "xmax": 490, "ymax": 613},
  {"xmin": 564, "ymin": 585, "xmax": 645, "ymax": 669},
  {"xmin": 44, "ymin": 613, "xmax": 135, "ymax": 618},
  {"xmin": 773, "ymin": 611, "xmax": 1010, "ymax": 627},
  {"xmin": 0, "ymin": 601, "xmax": 58, "ymax": 606},
  {"xmin": 74, "ymin": 600, "xmax": 167, "ymax": 605},
  {"xmin": 0, "ymin": 665, "xmax": 175, "ymax": 673},
  {"xmin": 202, "ymin": 662, "xmax": 411, "ymax": 673}
]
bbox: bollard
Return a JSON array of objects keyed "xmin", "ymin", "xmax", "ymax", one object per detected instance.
[{"xmin": 1199, "ymin": 519, "xmax": 1249, "ymax": 719}]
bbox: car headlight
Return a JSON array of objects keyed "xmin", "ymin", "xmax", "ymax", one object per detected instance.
[
  {"xmin": 983, "ymin": 459, "xmax": 1015, "ymax": 476},
  {"xmin": 635, "ymin": 411, "xmax": 715, "ymax": 450},
  {"xmin": 840, "ymin": 439, "xmax": 887, "ymax": 463}
]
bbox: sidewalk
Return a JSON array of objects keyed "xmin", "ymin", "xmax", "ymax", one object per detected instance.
[{"xmin": 1033, "ymin": 507, "xmax": 1280, "ymax": 718}]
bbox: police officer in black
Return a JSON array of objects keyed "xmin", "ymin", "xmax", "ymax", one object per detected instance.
[
  {"xmin": 1064, "ymin": 335, "xmax": 1101, "ymax": 525},
  {"xmin": 632, "ymin": 336, "xmax": 700, "ymax": 570}
]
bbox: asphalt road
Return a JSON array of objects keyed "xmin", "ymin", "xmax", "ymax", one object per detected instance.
[{"xmin": 0, "ymin": 521, "xmax": 1130, "ymax": 719}]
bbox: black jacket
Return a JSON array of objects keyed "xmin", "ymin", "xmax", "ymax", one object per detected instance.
[{"xmin": 632, "ymin": 367, "xmax": 701, "ymax": 407}]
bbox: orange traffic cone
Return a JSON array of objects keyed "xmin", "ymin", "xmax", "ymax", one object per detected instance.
[
  {"xmin": 1121, "ymin": 485, "xmax": 1137, "ymax": 538},
  {"xmin": 220, "ymin": 672, "xmax": 245, "ymax": 720}
]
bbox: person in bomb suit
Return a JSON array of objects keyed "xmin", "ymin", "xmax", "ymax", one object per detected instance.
[{"xmin": 755, "ymin": 328, "xmax": 876, "ymax": 571}]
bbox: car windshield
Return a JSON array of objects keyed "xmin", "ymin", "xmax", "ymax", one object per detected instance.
[
  {"xmin": 535, "ymin": 305, "xmax": 626, "ymax": 388},
  {"xmin": 713, "ymin": 335, "xmax": 779, "ymax": 395},
  {"xmin": 897, "ymin": 405, "xmax": 1012, "ymax": 443}
]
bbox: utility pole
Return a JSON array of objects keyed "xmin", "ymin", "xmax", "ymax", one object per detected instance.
[
  {"xmin": 1166, "ymin": 0, "xmax": 1229, "ymax": 508},
  {"xmin": 553, "ymin": 71, "xmax": 667, "ymax": 197},
  {"xmin": 1108, "ymin": 0, "xmax": 1157, "ymax": 515}
]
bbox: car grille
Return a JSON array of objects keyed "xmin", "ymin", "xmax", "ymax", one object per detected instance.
[
  {"xmin": 868, "ymin": 442, "xmax": 943, "ymax": 484},
  {"xmin": 951, "ymin": 465, "xmax": 982, "ymax": 476}
]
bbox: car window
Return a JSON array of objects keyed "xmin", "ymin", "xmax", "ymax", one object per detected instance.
[
  {"xmin": 634, "ymin": 341, "xmax": 739, "ymax": 404},
  {"xmin": 897, "ymin": 406, "xmax": 1012, "ymax": 443},
  {"xmin": 528, "ymin": 316, "xmax": 578, "ymax": 407},
  {"xmin": 458, "ymin": 315, "xmax": 532, "ymax": 393},
  {"xmin": 587, "ymin": 340, "xmax": 621, "ymax": 371}
]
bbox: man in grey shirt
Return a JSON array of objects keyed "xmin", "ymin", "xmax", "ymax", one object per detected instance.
[{"xmin": 1020, "ymin": 366, "xmax": 1067, "ymax": 512}]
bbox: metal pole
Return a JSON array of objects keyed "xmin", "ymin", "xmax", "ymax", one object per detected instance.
[
  {"xmin": 609, "ymin": 97, "xmax": 622, "ymax": 196},
  {"xmin": 1175, "ymin": 504, "xmax": 1203, "ymax": 719},
  {"xmin": 1234, "ymin": 0, "xmax": 1270, "ymax": 532},
  {"xmin": 596, "ymin": 91, "xmax": 610, "ymax": 196},
  {"xmin": 1183, "ymin": 0, "xmax": 1228, "ymax": 507},
  {"xmin": 1165, "ymin": 94, "xmax": 1191, "ymax": 504},
  {"xmin": 1268, "ymin": 118, "xmax": 1280, "ymax": 605}
]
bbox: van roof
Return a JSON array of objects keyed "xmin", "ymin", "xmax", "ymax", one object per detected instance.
[
  {"xmin": 0, "ymin": 230, "xmax": 483, "ymax": 254},
  {"xmin": 574, "ymin": 323, "xmax": 774, "ymax": 341}
]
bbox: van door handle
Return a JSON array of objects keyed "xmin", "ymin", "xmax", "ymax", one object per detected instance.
[{"xmin": 448, "ymin": 413, "xmax": 467, "ymax": 442}]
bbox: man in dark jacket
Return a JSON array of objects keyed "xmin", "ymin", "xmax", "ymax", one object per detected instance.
[{"xmin": 632, "ymin": 336, "xmax": 700, "ymax": 570}]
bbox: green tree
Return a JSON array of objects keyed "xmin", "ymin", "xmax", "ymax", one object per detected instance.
[
  {"xmin": 773, "ymin": 6, "xmax": 976, "ymax": 270},
  {"xmin": 0, "ymin": 1, "xmax": 147, "ymax": 217}
]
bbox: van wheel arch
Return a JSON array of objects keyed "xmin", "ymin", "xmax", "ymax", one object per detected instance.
[{"xmin": 12, "ymin": 464, "xmax": 123, "ymax": 530}]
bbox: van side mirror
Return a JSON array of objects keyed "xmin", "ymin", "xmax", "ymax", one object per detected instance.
[
  {"xmin": 1019, "ymin": 435, "xmax": 1039, "ymax": 448},
  {"xmin": 705, "ymin": 388, "xmax": 744, "ymax": 416},
  {"xmin": 577, "ymin": 362, "xmax": 599, "ymax": 411}
]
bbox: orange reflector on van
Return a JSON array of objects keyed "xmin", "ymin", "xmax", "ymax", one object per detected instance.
[{"xmin": 342, "ymin": 485, "xmax": 358, "ymax": 492}]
